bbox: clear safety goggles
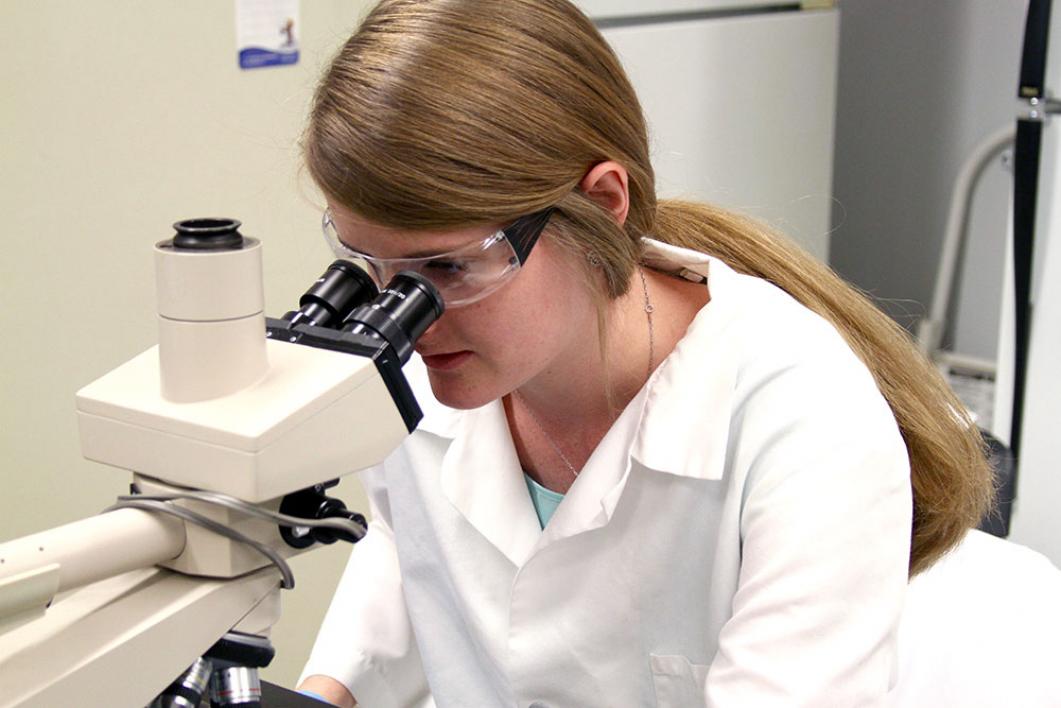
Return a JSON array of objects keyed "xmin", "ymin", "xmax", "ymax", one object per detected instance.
[{"xmin": 322, "ymin": 207, "xmax": 555, "ymax": 308}]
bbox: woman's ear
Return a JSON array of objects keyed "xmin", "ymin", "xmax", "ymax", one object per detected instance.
[{"xmin": 580, "ymin": 161, "xmax": 630, "ymax": 226}]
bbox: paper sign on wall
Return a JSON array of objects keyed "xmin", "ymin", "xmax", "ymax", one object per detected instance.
[{"xmin": 236, "ymin": 0, "xmax": 300, "ymax": 70}]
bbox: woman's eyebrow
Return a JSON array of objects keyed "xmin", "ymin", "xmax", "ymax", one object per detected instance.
[
  {"xmin": 357, "ymin": 247, "xmax": 453, "ymax": 260},
  {"xmin": 335, "ymin": 236, "xmax": 406, "ymax": 260},
  {"xmin": 403, "ymin": 247, "xmax": 455, "ymax": 259},
  {"xmin": 350, "ymin": 240, "xmax": 480, "ymax": 260}
]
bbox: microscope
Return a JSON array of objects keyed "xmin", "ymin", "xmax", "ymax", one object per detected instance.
[{"xmin": 0, "ymin": 218, "xmax": 443, "ymax": 707}]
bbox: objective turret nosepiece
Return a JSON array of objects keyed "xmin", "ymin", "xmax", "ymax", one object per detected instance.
[{"xmin": 155, "ymin": 218, "xmax": 268, "ymax": 402}]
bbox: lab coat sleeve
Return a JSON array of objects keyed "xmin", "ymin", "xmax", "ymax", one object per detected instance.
[
  {"xmin": 299, "ymin": 465, "xmax": 431, "ymax": 708},
  {"xmin": 704, "ymin": 356, "xmax": 912, "ymax": 707}
]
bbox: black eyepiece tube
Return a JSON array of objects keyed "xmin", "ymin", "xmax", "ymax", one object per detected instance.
[
  {"xmin": 285, "ymin": 260, "xmax": 379, "ymax": 329},
  {"xmin": 171, "ymin": 218, "xmax": 244, "ymax": 250},
  {"xmin": 342, "ymin": 271, "xmax": 445, "ymax": 364}
]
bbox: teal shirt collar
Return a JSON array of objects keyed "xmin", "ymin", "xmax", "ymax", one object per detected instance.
[{"xmin": 524, "ymin": 474, "xmax": 565, "ymax": 529}]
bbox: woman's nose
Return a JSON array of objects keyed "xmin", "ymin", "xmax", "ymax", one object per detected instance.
[{"xmin": 415, "ymin": 316, "xmax": 446, "ymax": 346}]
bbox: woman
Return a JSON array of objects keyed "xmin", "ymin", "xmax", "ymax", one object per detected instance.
[{"xmin": 296, "ymin": 1, "xmax": 992, "ymax": 705}]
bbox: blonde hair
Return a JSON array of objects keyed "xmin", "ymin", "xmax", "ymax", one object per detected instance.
[{"xmin": 305, "ymin": 0, "xmax": 992, "ymax": 576}]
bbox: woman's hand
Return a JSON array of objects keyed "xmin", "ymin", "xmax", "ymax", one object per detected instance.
[{"xmin": 297, "ymin": 674, "xmax": 357, "ymax": 707}]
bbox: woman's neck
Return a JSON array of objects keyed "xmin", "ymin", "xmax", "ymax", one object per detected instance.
[{"xmin": 508, "ymin": 267, "xmax": 710, "ymax": 492}]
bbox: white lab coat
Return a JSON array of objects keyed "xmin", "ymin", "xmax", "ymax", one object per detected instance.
[
  {"xmin": 301, "ymin": 240, "xmax": 912, "ymax": 707},
  {"xmin": 891, "ymin": 529, "xmax": 1061, "ymax": 707}
]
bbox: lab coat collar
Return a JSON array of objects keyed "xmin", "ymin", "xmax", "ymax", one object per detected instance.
[
  {"xmin": 434, "ymin": 395, "xmax": 643, "ymax": 565},
  {"xmin": 439, "ymin": 400, "xmax": 543, "ymax": 567},
  {"xmin": 629, "ymin": 238, "xmax": 739, "ymax": 483},
  {"xmin": 406, "ymin": 356, "xmax": 544, "ymax": 566}
]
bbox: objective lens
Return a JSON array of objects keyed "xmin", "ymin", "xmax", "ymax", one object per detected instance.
[
  {"xmin": 209, "ymin": 666, "xmax": 261, "ymax": 707},
  {"xmin": 286, "ymin": 260, "xmax": 379, "ymax": 329},
  {"xmin": 342, "ymin": 271, "xmax": 445, "ymax": 364},
  {"xmin": 151, "ymin": 657, "xmax": 213, "ymax": 708}
]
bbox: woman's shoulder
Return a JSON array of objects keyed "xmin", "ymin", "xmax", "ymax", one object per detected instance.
[
  {"xmin": 644, "ymin": 240, "xmax": 892, "ymax": 427},
  {"xmin": 727, "ymin": 267, "xmax": 852, "ymax": 363},
  {"xmin": 705, "ymin": 260, "xmax": 898, "ymax": 434},
  {"xmin": 667, "ymin": 253, "xmax": 868, "ymax": 382}
]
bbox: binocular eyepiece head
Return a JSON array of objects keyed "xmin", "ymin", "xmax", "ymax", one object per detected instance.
[{"xmin": 287, "ymin": 260, "xmax": 444, "ymax": 364}]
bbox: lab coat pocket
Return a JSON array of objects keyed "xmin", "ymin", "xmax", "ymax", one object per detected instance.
[{"xmin": 650, "ymin": 654, "xmax": 710, "ymax": 707}]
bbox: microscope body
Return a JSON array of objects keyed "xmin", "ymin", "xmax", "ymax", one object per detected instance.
[
  {"xmin": 77, "ymin": 336, "xmax": 405, "ymax": 578},
  {"xmin": 79, "ymin": 338, "xmax": 406, "ymax": 499}
]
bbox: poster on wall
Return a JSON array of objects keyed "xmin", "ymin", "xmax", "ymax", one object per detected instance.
[{"xmin": 236, "ymin": 0, "xmax": 300, "ymax": 70}]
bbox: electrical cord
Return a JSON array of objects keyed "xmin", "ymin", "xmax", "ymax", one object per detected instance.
[
  {"xmin": 101, "ymin": 490, "xmax": 367, "ymax": 591},
  {"xmin": 102, "ymin": 498, "xmax": 297, "ymax": 589},
  {"xmin": 116, "ymin": 490, "xmax": 366, "ymax": 541}
]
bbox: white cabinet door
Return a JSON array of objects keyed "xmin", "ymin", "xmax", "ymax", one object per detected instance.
[
  {"xmin": 574, "ymin": 0, "xmax": 782, "ymax": 21},
  {"xmin": 599, "ymin": 9, "xmax": 839, "ymax": 259}
]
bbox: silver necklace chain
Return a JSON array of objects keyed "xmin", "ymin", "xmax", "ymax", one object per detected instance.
[
  {"xmin": 513, "ymin": 388, "xmax": 582, "ymax": 478},
  {"xmin": 638, "ymin": 266, "xmax": 655, "ymax": 382},
  {"xmin": 514, "ymin": 267, "xmax": 655, "ymax": 480}
]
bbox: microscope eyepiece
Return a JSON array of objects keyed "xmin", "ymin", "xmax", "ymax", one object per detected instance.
[
  {"xmin": 170, "ymin": 218, "xmax": 245, "ymax": 250},
  {"xmin": 342, "ymin": 271, "xmax": 445, "ymax": 364},
  {"xmin": 286, "ymin": 260, "xmax": 379, "ymax": 329}
]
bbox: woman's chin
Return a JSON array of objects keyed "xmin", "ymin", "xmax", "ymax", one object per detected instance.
[{"xmin": 426, "ymin": 372, "xmax": 497, "ymax": 410}]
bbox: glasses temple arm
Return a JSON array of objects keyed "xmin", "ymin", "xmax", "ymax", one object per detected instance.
[{"xmin": 505, "ymin": 207, "xmax": 556, "ymax": 264}]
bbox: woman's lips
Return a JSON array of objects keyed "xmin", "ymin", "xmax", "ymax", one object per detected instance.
[{"xmin": 421, "ymin": 351, "xmax": 473, "ymax": 371}]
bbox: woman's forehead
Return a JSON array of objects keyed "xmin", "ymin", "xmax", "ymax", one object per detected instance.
[{"xmin": 328, "ymin": 203, "xmax": 501, "ymax": 258}]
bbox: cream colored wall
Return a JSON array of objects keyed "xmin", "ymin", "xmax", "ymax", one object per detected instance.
[{"xmin": 0, "ymin": 0, "xmax": 374, "ymax": 689}]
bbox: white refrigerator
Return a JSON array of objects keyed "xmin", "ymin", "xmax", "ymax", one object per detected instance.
[{"xmin": 574, "ymin": 0, "xmax": 839, "ymax": 260}]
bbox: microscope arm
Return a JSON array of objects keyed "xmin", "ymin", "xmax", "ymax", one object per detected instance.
[
  {"xmin": 0, "ymin": 563, "xmax": 281, "ymax": 708},
  {"xmin": 0, "ymin": 474, "xmax": 347, "ymax": 708}
]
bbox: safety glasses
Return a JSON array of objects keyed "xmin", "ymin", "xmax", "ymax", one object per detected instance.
[{"xmin": 322, "ymin": 207, "xmax": 555, "ymax": 308}]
